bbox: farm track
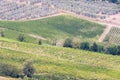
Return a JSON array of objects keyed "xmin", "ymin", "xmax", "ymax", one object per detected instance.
[{"xmin": 0, "ymin": 76, "xmax": 16, "ymax": 80}]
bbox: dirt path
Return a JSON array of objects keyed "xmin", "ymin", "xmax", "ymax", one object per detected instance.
[
  {"xmin": 28, "ymin": 34, "xmax": 46, "ymax": 40},
  {"xmin": 0, "ymin": 76, "xmax": 16, "ymax": 80},
  {"xmin": 98, "ymin": 25, "xmax": 112, "ymax": 42}
]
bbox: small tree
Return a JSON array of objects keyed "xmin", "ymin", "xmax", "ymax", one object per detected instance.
[
  {"xmin": 91, "ymin": 42, "xmax": 98, "ymax": 52},
  {"xmin": 80, "ymin": 42, "xmax": 90, "ymax": 50},
  {"xmin": 18, "ymin": 34, "xmax": 25, "ymax": 42},
  {"xmin": 106, "ymin": 46, "xmax": 117, "ymax": 55},
  {"xmin": 23, "ymin": 60, "xmax": 35, "ymax": 78},
  {"xmin": 63, "ymin": 38, "xmax": 73, "ymax": 48},
  {"xmin": 38, "ymin": 39, "xmax": 42, "ymax": 45},
  {"xmin": 0, "ymin": 31, "xmax": 5, "ymax": 37},
  {"xmin": 116, "ymin": 46, "xmax": 120, "ymax": 55}
]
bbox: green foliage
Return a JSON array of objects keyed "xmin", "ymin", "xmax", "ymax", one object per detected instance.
[
  {"xmin": 0, "ymin": 38, "xmax": 120, "ymax": 79},
  {"xmin": 97, "ymin": 45, "xmax": 104, "ymax": 53},
  {"xmin": 0, "ymin": 63, "xmax": 20, "ymax": 78},
  {"xmin": 0, "ymin": 15, "xmax": 105, "ymax": 43},
  {"xmin": 90, "ymin": 42, "xmax": 98, "ymax": 52},
  {"xmin": 23, "ymin": 60, "xmax": 35, "ymax": 78},
  {"xmin": 0, "ymin": 31, "xmax": 5, "ymax": 37},
  {"xmin": 106, "ymin": 46, "xmax": 120, "ymax": 55},
  {"xmin": 38, "ymin": 39, "xmax": 42, "ymax": 45},
  {"xmin": 63, "ymin": 38, "xmax": 73, "ymax": 48},
  {"xmin": 80, "ymin": 42, "xmax": 90, "ymax": 50},
  {"xmin": 18, "ymin": 34, "xmax": 25, "ymax": 42}
]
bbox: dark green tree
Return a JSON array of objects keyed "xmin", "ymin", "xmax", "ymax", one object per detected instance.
[
  {"xmin": 0, "ymin": 31, "xmax": 5, "ymax": 37},
  {"xmin": 106, "ymin": 46, "xmax": 117, "ymax": 55},
  {"xmin": 38, "ymin": 39, "xmax": 42, "ymax": 45},
  {"xmin": 91, "ymin": 42, "xmax": 98, "ymax": 52},
  {"xmin": 116, "ymin": 46, "xmax": 120, "ymax": 55},
  {"xmin": 23, "ymin": 60, "xmax": 35, "ymax": 78},
  {"xmin": 80, "ymin": 42, "xmax": 90, "ymax": 50},
  {"xmin": 63, "ymin": 38, "xmax": 73, "ymax": 48},
  {"xmin": 18, "ymin": 34, "xmax": 25, "ymax": 42}
]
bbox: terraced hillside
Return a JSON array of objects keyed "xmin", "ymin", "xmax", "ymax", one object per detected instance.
[
  {"xmin": 0, "ymin": 15, "xmax": 105, "ymax": 43},
  {"xmin": 0, "ymin": 37, "xmax": 120, "ymax": 80},
  {"xmin": 104, "ymin": 27, "xmax": 120, "ymax": 45}
]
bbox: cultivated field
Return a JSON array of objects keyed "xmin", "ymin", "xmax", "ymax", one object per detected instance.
[{"xmin": 0, "ymin": 37, "xmax": 120, "ymax": 80}]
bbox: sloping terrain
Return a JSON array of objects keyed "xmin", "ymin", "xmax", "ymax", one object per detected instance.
[
  {"xmin": 104, "ymin": 27, "xmax": 120, "ymax": 45},
  {"xmin": 0, "ymin": 37, "xmax": 120, "ymax": 80},
  {"xmin": 0, "ymin": 15, "xmax": 105, "ymax": 43}
]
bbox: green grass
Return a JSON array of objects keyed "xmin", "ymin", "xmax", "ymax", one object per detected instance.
[
  {"xmin": 0, "ymin": 15, "xmax": 105, "ymax": 43},
  {"xmin": 0, "ymin": 37, "xmax": 120, "ymax": 80}
]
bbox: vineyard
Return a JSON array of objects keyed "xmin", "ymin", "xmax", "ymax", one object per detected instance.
[
  {"xmin": 0, "ymin": 37, "xmax": 120, "ymax": 80},
  {"xmin": 104, "ymin": 27, "xmax": 120, "ymax": 45}
]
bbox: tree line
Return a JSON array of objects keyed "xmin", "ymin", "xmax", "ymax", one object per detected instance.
[{"xmin": 63, "ymin": 38, "xmax": 120, "ymax": 55}]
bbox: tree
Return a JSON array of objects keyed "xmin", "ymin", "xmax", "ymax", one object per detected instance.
[
  {"xmin": 23, "ymin": 60, "xmax": 35, "ymax": 78},
  {"xmin": 80, "ymin": 42, "xmax": 90, "ymax": 50},
  {"xmin": 63, "ymin": 38, "xmax": 73, "ymax": 48},
  {"xmin": 0, "ymin": 31, "xmax": 5, "ymax": 37},
  {"xmin": 38, "ymin": 39, "xmax": 42, "ymax": 45},
  {"xmin": 91, "ymin": 42, "xmax": 98, "ymax": 52},
  {"xmin": 116, "ymin": 46, "xmax": 120, "ymax": 55},
  {"xmin": 106, "ymin": 46, "xmax": 117, "ymax": 55},
  {"xmin": 18, "ymin": 34, "xmax": 25, "ymax": 42}
]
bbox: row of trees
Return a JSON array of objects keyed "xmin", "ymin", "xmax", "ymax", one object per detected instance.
[
  {"xmin": 0, "ymin": 60, "xmax": 35, "ymax": 79},
  {"xmin": 63, "ymin": 38, "xmax": 120, "ymax": 55}
]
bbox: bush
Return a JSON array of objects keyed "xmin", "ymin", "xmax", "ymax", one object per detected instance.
[
  {"xmin": 116, "ymin": 46, "xmax": 120, "ymax": 55},
  {"xmin": 18, "ymin": 34, "xmax": 25, "ymax": 42},
  {"xmin": 0, "ymin": 63, "xmax": 20, "ymax": 78},
  {"xmin": 106, "ymin": 46, "xmax": 117, "ymax": 55},
  {"xmin": 38, "ymin": 39, "xmax": 42, "ymax": 45},
  {"xmin": 0, "ymin": 31, "xmax": 5, "ymax": 37},
  {"xmin": 63, "ymin": 38, "xmax": 73, "ymax": 48},
  {"xmin": 80, "ymin": 42, "xmax": 90, "ymax": 50},
  {"xmin": 23, "ymin": 60, "xmax": 35, "ymax": 78},
  {"xmin": 90, "ymin": 42, "xmax": 98, "ymax": 52}
]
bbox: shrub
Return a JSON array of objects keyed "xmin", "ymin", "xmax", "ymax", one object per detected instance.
[
  {"xmin": 23, "ymin": 60, "xmax": 35, "ymax": 78},
  {"xmin": 63, "ymin": 38, "xmax": 73, "ymax": 48},
  {"xmin": 0, "ymin": 31, "xmax": 5, "ymax": 37},
  {"xmin": 80, "ymin": 42, "xmax": 90, "ymax": 50},
  {"xmin": 106, "ymin": 46, "xmax": 117, "ymax": 55},
  {"xmin": 0, "ymin": 63, "xmax": 20, "ymax": 78},
  {"xmin": 18, "ymin": 34, "xmax": 25, "ymax": 42},
  {"xmin": 90, "ymin": 42, "xmax": 98, "ymax": 52},
  {"xmin": 38, "ymin": 39, "xmax": 42, "ymax": 45}
]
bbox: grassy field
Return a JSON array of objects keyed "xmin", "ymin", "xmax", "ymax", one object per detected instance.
[
  {"xmin": 0, "ymin": 37, "xmax": 120, "ymax": 80},
  {"xmin": 0, "ymin": 15, "xmax": 105, "ymax": 43}
]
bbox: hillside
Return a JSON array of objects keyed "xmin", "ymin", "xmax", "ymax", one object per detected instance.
[
  {"xmin": 104, "ymin": 27, "xmax": 120, "ymax": 45},
  {"xmin": 0, "ymin": 37, "xmax": 120, "ymax": 80},
  {"xmin": 0, "ymin": 15, "xmax": 105, "ymax": 43}
]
